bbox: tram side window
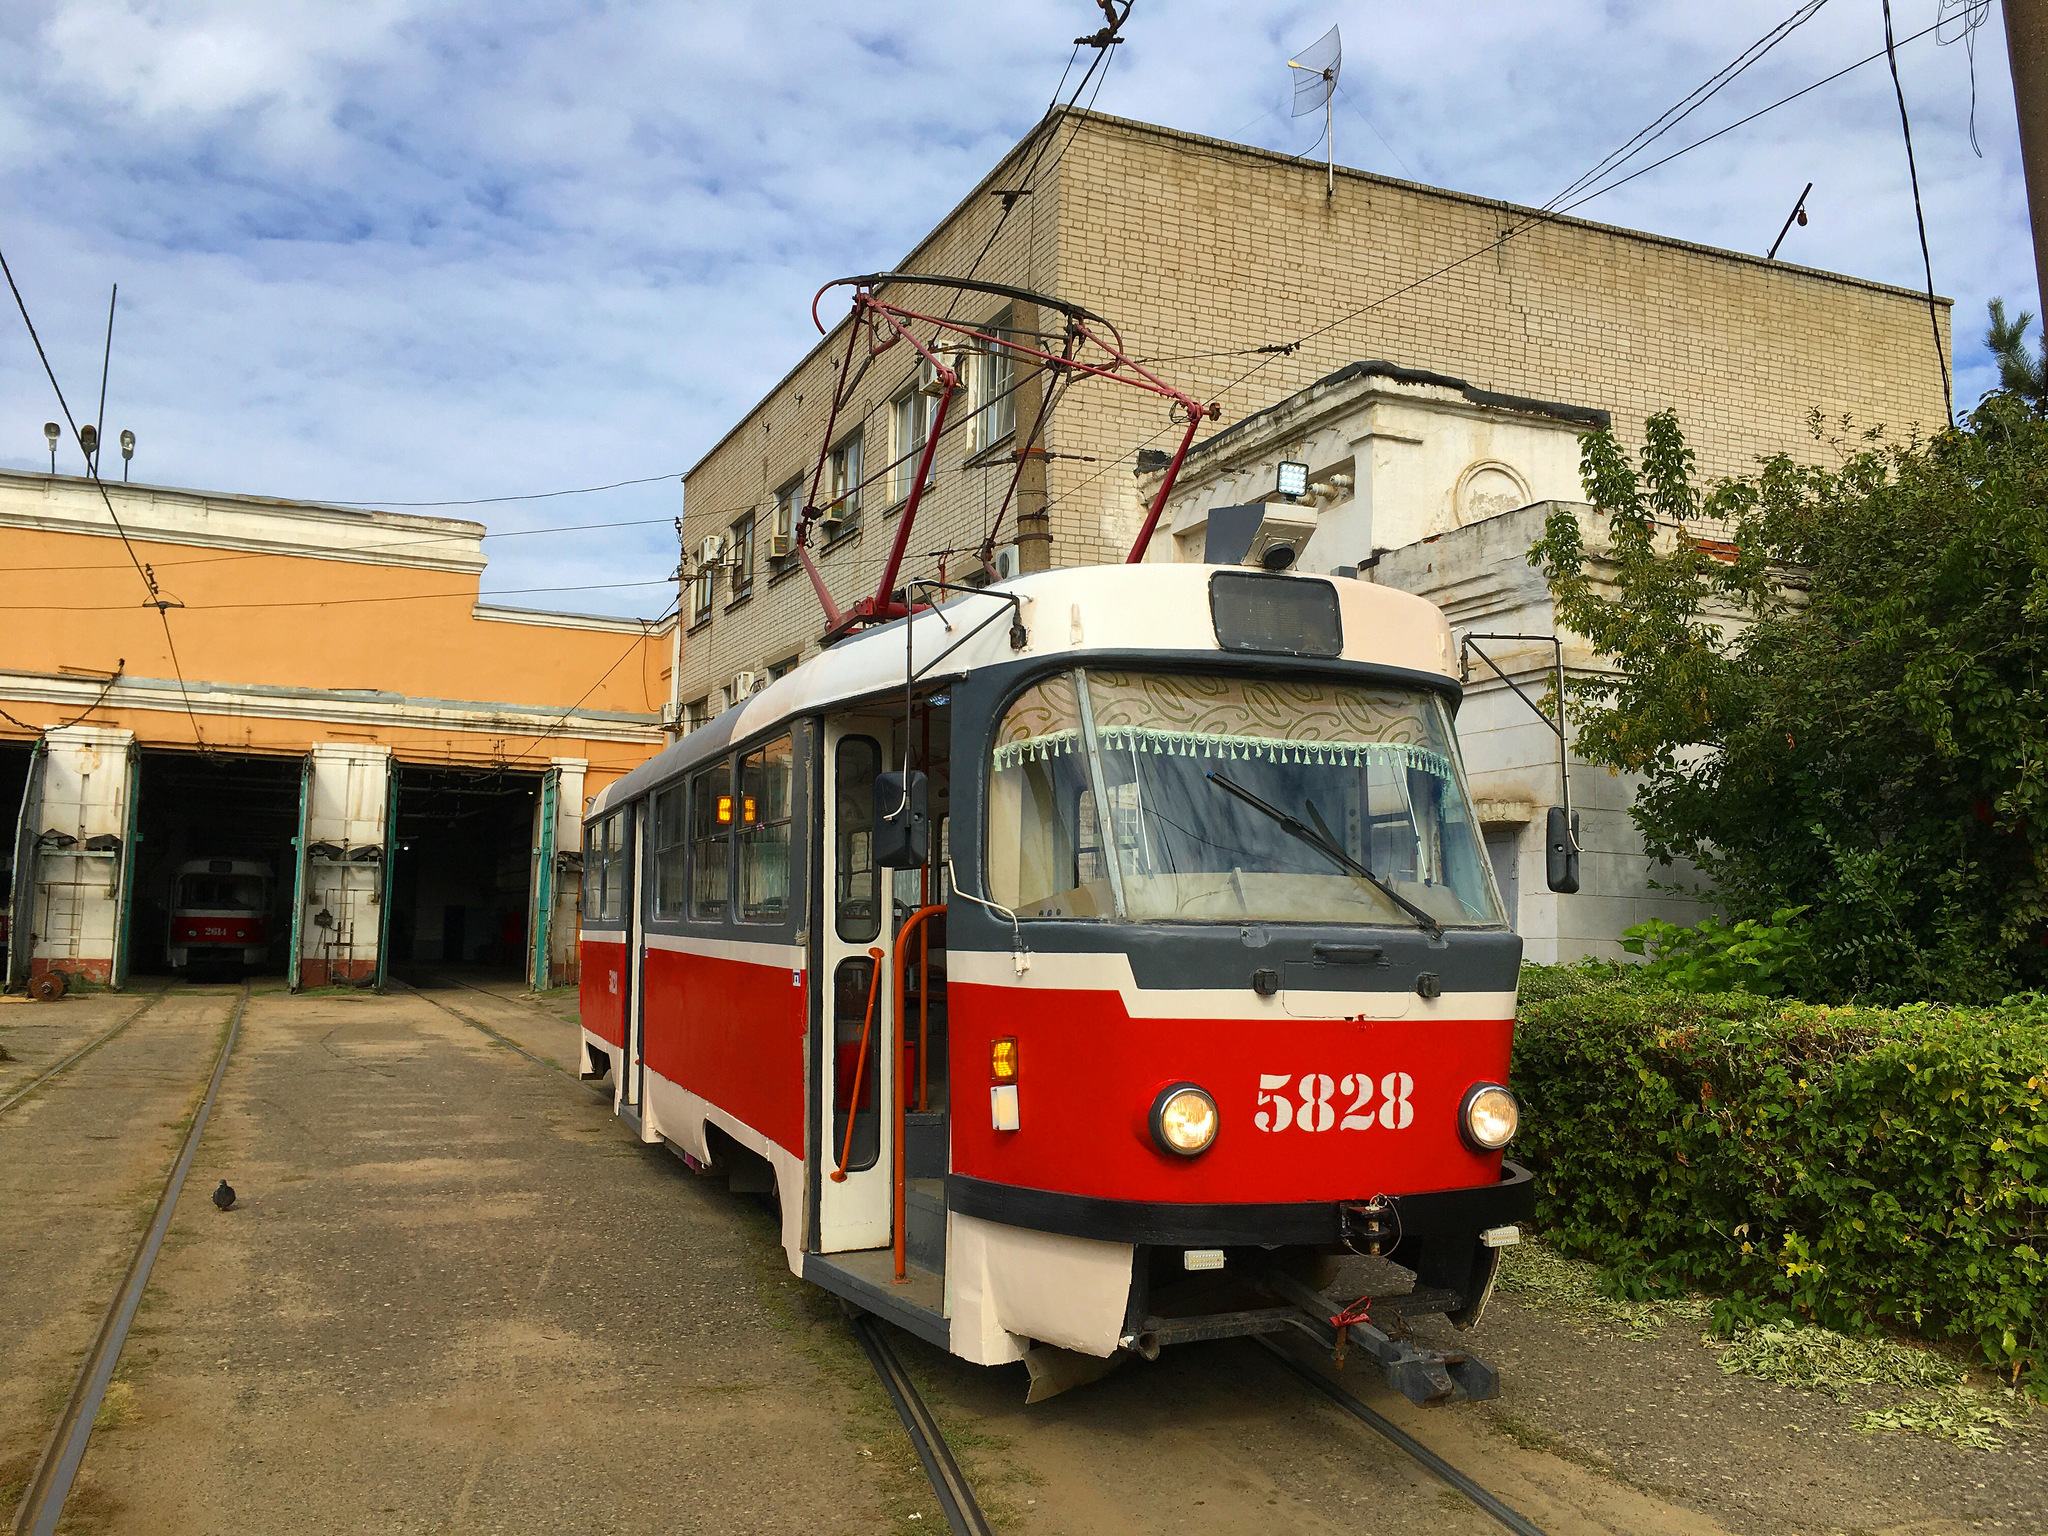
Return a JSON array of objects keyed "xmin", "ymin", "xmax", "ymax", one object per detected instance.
[
  {"xmin": 836, "ymin": 736, "xmax": 880, "ymax": 943},
  {"xmin": 986, "ymin": 675, "xmax": 1108, "ymax": 918},
  {"xmin": 598, "ymin": 812, "xmax": 626, "ymax": 923},
  {"xmin": 653, "ymin": 786, "xmax": 688, "ymax": 918},
  {"xmin": 738, "ymin": 735, "xmax": 793, "ymax": 921},
  {"xmin": 582, "ymin": 812, "xmax": 626, "ymax": 924},
  {"xmin": 688, "ymin": 761, "xmax": 733, "ymax": 921}
]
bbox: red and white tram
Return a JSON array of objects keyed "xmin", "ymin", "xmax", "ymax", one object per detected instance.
[
  {"xmin": 578, "ymin": 561, "xmax": 1534, "ymax": 1392},
  {"xmin": 168, "ymin": 858, "xmax": 275, "ymax": 977}
]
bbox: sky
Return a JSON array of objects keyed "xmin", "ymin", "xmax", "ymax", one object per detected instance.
[{"xmin": 0, "ymin": 0, "xmax": 2033, "ymax": 620}]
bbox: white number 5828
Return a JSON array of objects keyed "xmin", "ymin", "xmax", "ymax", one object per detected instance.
[{"xmin": 1254, "ymin": 1071, "xmax": 1414, "ymax": 1133}]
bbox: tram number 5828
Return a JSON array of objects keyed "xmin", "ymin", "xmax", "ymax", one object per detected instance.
[{"xmin": 1255, "ymin": 1072, "xmax": 1415, "ymax": 1133}]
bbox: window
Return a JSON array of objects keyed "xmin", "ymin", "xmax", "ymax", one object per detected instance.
[
  {"xmin": 827, "ymin": 430, "xmax": 863, "ymax": 526},
  {"xmin": 684, "ymin": 696, "xmax": 711, "ymax": 733},
  {"xmin": 729, "ymin": 514, "xmax": 755, "ymax": 598},
  {"xmin": 582, "ymin": 811, "xmax": 628, "ymax": 924},
  {"xmin": 972, "ymin": 312, "xmax": 1017, "ymax": 453},
  {"xmin": 688, "ymin": 760, "xmax": 732, "ymax": 920},
  {"xmin": 690, "ymin": 568, "xmax": 714, "ymax": 626},
  {"xmin": 738, "ymin": 735, "xmax": 794, "ymax": 921},
  {"xmin": 768, "ymin": 655, "xmax": 800, "ymax": 681},
  {"xmin": 891, "ymin": 374, "xmax": 935, "ymax": 505},
  {"xmin": 773, "ymin": 480, "xmax": 800, "ymax": 558},
  {"xmin": 653, "ymin": 786, "xmax": 688, "ymax": 918},
  {"xmin": 986, "ymin": 670, "xmax": 1503, "ymax": 928},
  {"xmin": 835, "ymin": 736, "xmax": 881, "ymax": 942}
]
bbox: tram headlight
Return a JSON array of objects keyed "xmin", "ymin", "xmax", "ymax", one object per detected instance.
[
  {"xmin": 1150, "ymin": 1084, "xmax": 1219, "ymax": 1157},
  {"xmin": 1460, "ymin": 1083, "xmax": 1519, "ymax": 1152}
]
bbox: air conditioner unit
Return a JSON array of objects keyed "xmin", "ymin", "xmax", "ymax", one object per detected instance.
[
  {"xmin": 660, "ymin": 702, "xmax": 683, "ymax": 729},
  {"xmin": 769, "ymin": 531, "xmax": 793, "ymax": 558},
  {"xmin": 990, "ymin": 544, "xmax": 1022, "ymax": 582},
  {"xmin": 697, "ymin": 534, "xmax": 726, "ymax": 567},
  {"xmin": 730, "ymin": 670, "xmax": 762, "ymax": 700},
  {"xmin": 816, "ymin": 504, "xmax": 845, "ymax": 530}
]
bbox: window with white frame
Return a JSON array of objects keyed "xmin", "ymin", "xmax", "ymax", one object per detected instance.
[
  {"xmin": 827, "ymin": 429, "xmax": 863, "ymax": 525},
  {"xmin": 690, "ymin": 567, "xmax": 714, "ymax": 625},
  {"xmin": 890, "ymin": 380, "xmax": 934, "ymax": 505},
  {"xmin": 973, "ymin": 312, "xmax": 1017, "ymax": 453},
  {"xmin": 773, "ymin": 479, "xmax": 800, "ymax": 556}
]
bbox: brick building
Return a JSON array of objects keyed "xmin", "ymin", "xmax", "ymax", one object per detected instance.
[{"xmin": 674, "ymin": 107, "xmax": 1950, "ymax": 719}]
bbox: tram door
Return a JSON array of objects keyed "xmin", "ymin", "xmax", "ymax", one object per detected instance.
[
  {"xmin": 815, "ymin": 718, "xmax": 898, "ymax": 1252},
  {"xmin": 623, "ymin": 803, "xmax": 647, "ymax": 1117}
]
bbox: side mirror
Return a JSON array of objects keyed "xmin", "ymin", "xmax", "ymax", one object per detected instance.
[
  {"xmin": 875, "ymin": 770, "xmax": 929, "ymax": 868},
  {"xmin": 1546, "ymin": 806, "xmax": 1580, "ymax": 894}
]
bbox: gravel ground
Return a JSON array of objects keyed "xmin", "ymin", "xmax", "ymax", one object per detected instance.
[{"xmin": 7, "ymin": 974, "xmax": 2040, "ymax": 1535}]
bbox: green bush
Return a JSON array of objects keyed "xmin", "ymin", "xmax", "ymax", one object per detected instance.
[
  {"xmin": 1620, "ymin": 907, "xmax": 1817, "ymax": 997},
  {"xmin": 1510, "ymin": 976, "xmax": 2048, "ymax": 1390}
]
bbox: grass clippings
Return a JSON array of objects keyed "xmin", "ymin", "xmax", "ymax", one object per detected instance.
[
  {"xmin": 1715, "ymin": 1322, "xmax": 2035, "ymax": 1450},
  {"xmin": 1494, "ymin": 1237, "xmax": 1710, "ymax": 1339}
]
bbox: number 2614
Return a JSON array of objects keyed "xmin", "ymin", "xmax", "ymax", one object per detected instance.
[{"xmin": 1255, "ymin": 1072, "xmax": 1414, "ymax": 1133}]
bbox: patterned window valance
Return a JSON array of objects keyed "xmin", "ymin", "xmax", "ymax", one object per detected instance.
[{"xmin": 990, "ymin": 669, "xmax": 1453, "ymax": 779}]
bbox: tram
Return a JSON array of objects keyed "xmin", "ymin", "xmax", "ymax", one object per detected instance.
[
  {"xmin": 578, "ymin": 561, "xmax": 1535, "ymax": 1393},
  {"xmin": 167, "ymin": 858, "xmax": 274, "ymax": 977}
]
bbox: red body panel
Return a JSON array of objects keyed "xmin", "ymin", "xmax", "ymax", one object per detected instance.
[
  {"xmin": 580, "ymin": 937, "xmax": 629, "ymax": 1047},
  {"xmin": 641, "ymin": 947, "xmax": 806, "ymax": 1159},
  {"xmin": 949, "ymin": 981, "xmax": 1510, "ymax": 1204},
  {"xmin": 173, "ymin": 915, "xmax": 265, "ymax": 948}
]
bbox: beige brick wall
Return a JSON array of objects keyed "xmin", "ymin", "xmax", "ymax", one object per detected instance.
[{"xmin": 681, "ymin": 109, "xmax": 1951, "ymax": 706}]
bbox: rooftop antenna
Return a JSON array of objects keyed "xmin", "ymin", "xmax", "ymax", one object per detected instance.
[{"xmin": 1288, "ymin": 24, "xmax": 1342, "ymax": 199}]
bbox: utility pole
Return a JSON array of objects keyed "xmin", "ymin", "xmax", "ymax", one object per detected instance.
[{"xmin": 2007, "ymin": 0, "xmax": 2048, "ymax": 310}]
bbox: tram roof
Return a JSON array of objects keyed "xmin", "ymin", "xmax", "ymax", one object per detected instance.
[{"xmin": 589, "ymin": 563, "xmax": 1455, "ymax": 819}]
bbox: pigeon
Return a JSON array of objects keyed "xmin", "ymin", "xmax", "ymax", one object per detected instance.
[{"xmin": 212, "ymin": 1179, "xmax": 236, "ymax": 1211}]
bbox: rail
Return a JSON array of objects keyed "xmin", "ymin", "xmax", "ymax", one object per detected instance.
[{"xmin": 891, "ymin": 905, "xmax": 946, "ymax": 1282}]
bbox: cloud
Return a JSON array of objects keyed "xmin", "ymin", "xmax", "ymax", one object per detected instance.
[{"xmin": 0, "ymin": 0, "xmax": 2031, "ymax": 619}]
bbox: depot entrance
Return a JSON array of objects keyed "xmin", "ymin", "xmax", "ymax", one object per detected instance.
[
  {"xmin": 2, "ymin": 741, "xmax": 32, "ymax": 986},
  {"xmin": 128, "ymin": 750, "xmax": 304, "ymax": 979},
  {"xmin": 387, "ymin": 764, "xmax": 546, "ymax": 981}
]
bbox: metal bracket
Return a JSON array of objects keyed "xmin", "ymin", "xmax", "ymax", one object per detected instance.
[{"xmin": 1256, "ymin": 1267, "xmax": 1499, "ymax": 1406}]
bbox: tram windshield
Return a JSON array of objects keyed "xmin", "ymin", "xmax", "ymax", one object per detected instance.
[
  {"xmin": 176, "ymin": 874, "xmax": 266, "ymax": 912},
  {"xmin": 986, "ymin": 670, "xmax": 1504, "ymax": 928}
]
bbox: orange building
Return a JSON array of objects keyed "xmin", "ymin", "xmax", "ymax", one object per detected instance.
[{"xmin": 2, "ymin": 468, "xmax": 675, "ymax": 991}]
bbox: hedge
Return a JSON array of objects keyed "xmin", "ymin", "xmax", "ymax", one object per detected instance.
[{"xmin": 1509, "ymin": 970, "xmax": 2048, "ymax": 1389}]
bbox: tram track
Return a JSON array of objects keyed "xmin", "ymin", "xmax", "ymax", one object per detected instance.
[
  {"xmin": 393, "ymin": 972, "xmax": 1551, "ymax": 1533},
  {"xmin": 850, "ymin": 1311, "xmax": 997, "ymax": 1536},
  {"xmin": 0, "ymin": 988, "xmax": 167, "ymax": 1114},
  {"xmin": 850, "ymin": 1306, "xmax": 1551, "ymax": 1536},
  {"xmin": 392, "ymin": 973, "xmax": 609, "ymax": 1100},
  {"xmin": 9, "ymin": 981, "xmax": 248, "ymax": 1536}
]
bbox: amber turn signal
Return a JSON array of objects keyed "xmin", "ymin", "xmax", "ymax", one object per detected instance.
[{"xmin": 990, "ymin": 1037, "xmax": 1018, "ymax": 1081}]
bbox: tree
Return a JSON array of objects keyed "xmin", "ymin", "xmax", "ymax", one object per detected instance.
[
  {"xmin": 1987, "ymin": 298, "xmax": 2048, "ymax": 409},
  {"xmin": 1529, "ymin": 391, "xmax": 2048, "ymax": 1001}
]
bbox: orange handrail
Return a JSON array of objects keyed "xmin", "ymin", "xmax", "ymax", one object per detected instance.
[
  {"xmin": 892, "ymin": 904, "xmax": 946, "ymax": 1282},
  {"xmin": 829, "ymin": 946, "xmax": 887, "ymax": 1183}
]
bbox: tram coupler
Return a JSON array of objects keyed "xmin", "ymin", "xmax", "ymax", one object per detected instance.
[{"xmin": 1254, "ymin": 1267, "xmax": 1501, "ymax": 1407}]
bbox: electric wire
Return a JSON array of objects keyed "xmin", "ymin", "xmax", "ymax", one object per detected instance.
[
  {"xmin": 321, "ymin": 471, "xmax": 683, "ymax": 508},
  {"xmin": 502, "ymin": 596, "xmax": 681, "ymax": 766},
  {"xmin": 1883, "ymin": 0, "xmax": 1954, "ymax": 425},
  {"xmin": 0, "ymin": 242, "xmax": 211, "ymax": 750},
  {"xmin": 1035, "ymin": 9, "xmax": 1953, "ymax": 530},
  {"xmin": 10, "ymin": 579, "xmax": 680, "ymax": 614}
]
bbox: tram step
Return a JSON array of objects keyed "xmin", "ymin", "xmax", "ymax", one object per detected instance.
[
  {"xmin": 904, "ymin": 1112, "xmax": 948, "ymax": 1180},
  {"xmin": 906, "ymin": 1178, "xmax": 946, "ymax": 1274}
]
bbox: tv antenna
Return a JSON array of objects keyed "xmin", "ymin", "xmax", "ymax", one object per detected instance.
[{"xmin": 1288, "ymin": 24, "xmax": 1341, "ymax": 198}]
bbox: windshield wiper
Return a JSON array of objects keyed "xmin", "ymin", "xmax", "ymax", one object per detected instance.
[{"xmin": 1205, "ymin": 771, "xmax": 1444, "ymax": 940}]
